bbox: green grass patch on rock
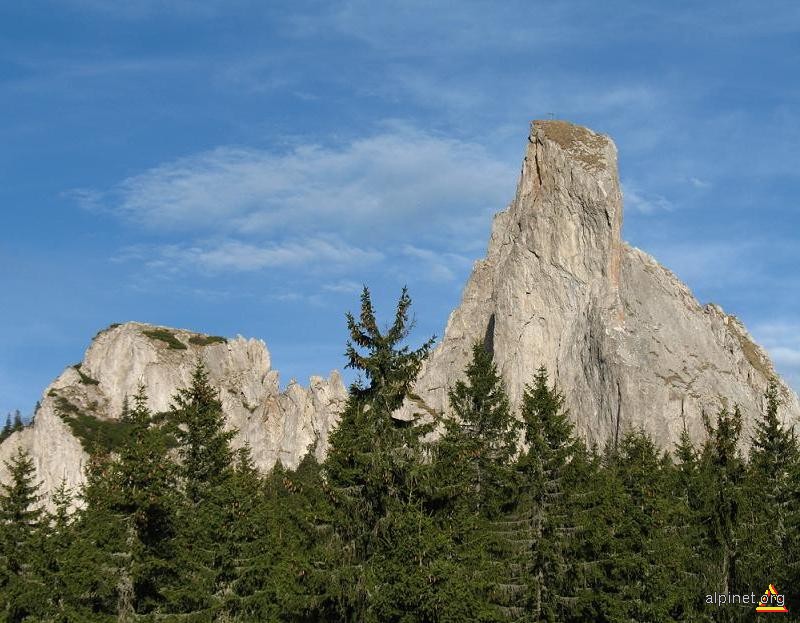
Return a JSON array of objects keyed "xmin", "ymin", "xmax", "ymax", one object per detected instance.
[
  {"xmin": 188, "ymin": 335, "xmax": 228, "ymax": 346},
  {"xmin": 143, "ymin": 329, "xmax": 187, "ymax": 350},
  {"xmin": 73, "ymin": 364, "xmax": 100, "ymax": 386},
  {"xmin": 54, "ymin": 395, "xmax": 133, "ymax": 455}
]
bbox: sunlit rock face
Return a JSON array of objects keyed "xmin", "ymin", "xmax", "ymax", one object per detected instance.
[
  {"xmin": 0, "ymin": 323, "xmax": 347, "ymax": 503},
  {"xmin": 408, "ymin": 120, "xmax": 800, "ymax": 451},
  {"xmin": 3, "ymin": 120, "xmax": 798, "ymax": 504}
]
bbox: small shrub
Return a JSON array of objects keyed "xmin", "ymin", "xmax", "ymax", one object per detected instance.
[
  {"xmin": 188, "ymin": 335, "xmax": 228, "ymax": 346},
  {"xmin": 54, "ymin": 396, "xmax": 132, "ymax": 455},
  {"xmin": 54, "ymin": 396, "xmax": 80, "ymax": 416},
  {"xmin": 73, "ymin": 364, "xmax": 100, "ymax": 386},
  {"xmin": 143, "ymin": 329, "xmax": 187, "ymax": 350}
]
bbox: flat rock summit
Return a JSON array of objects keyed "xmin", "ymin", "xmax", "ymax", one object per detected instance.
[{"xmin": 3, "ymin": 120, "xmax": 798, "ymax": 501}]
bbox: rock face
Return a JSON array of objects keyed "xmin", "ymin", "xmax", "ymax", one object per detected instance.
[
  {"xmin": 410, "ymin": 120, "xmax": 800, "ymax": 449},
  {"xmin": 0, "ymin": 323, "xmax": 347, "ymax": 502},
  {"xmin": 2, "ymin": 120, "xmax": 799, "ymax": 503}
]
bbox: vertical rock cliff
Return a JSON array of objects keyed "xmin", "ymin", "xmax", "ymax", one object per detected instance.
[{"xmin": 410, "ymin": 120, "xmax": 800, "ymax": 449}]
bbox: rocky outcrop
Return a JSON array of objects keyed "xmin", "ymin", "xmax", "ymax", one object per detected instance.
[
  {"xmin": 409, "ymin": 120, "xmax": 800, "ymax": 449},
  {"xmin": 3, "ymin": 120, "xmax": 798, "ymax": 503},
  {"xmin": 0, "ymin": 323, "xmax": 346, "ymax": 501}
]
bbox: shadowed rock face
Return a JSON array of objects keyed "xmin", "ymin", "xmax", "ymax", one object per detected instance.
[
  {"xmin": 0, "ymin": 323, "xmax": 346, "ymax": 502},
  {"xmin": 408, "ymin": 120, "xmax": 800, "ymax": 450},
  {"xmin": 2, "ymin": 120, "xmax": 798, "ymax": 503}
]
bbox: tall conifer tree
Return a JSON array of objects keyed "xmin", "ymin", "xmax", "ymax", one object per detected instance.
[
  {"xmin": 165, "ymin": 361, "xmax": 238, "ymax": 617},
  {"xmin": 739, "ymin": 381, "xmax": 799, "ymax": 607},
  {"xmin": 324, "ymin": 286, "xmax": 435, "ymax": 621},
  {"xmin": 0, "ymin": 448, "xmax": 47, "ymax": 621}
]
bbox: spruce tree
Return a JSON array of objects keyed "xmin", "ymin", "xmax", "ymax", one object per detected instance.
[
  {"xmin": 173, "ymin": 362, "xmax": 237, "ymax": 504},
  {"xmin": 61, "ymin": 454, "xmax": 127, "ymax": 619},
  {"xmin": 0, "ymin": 414, "xmax": 11, "ymax": 442},
  {"xmin": 40, "ymin": 479, "xmax": 76, "ymax": 619},
  {"xmin": 114, "ymin": 385, "xmax": 178, "ymax": 615},
  {"xmin": 164, "ymin": 361, "xmax": 238, "ymax": 617},
  {"xmin": 699, "ymin": 406, "xmax": 745, "ymax": 620},
  {"xmin": 669, "ymin": 427, "xmax": 711, "ymax": 619},
  {"xmin": 739, "ymin": 381, "xmax": 799, "ymax": 607},
  {"xmin": 500, "ymin": 367, "xmax": 582, "ymax": 621},
  {"xmin": 0, "ymin": 447, "xmax": 47, "ymax": 621},
  {"xmin": 606, "ymin": 430, "xmax": 698, "ymax": 621},
  {"xmin": 233, "ymin": 451, "xmax": 338, "ymax": 621},
  {"xmin": 438, "ymin": 340, "xmax": 519, "ymax": 515},
  {"xmin": 324, "ymin": 286, "xmax": 435, "ymax": 621},
  {"xmin": 430, "ymin": 340, "xmax": 519, "ymax": 620},
  {"xmin": 56, "ymin": 387, "xmax": 178, "ymax": 619}
]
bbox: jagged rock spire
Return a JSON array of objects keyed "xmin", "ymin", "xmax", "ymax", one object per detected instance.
[{"xmin": 411, "ymin": 120, "xmax": 799, "ymax": 451}]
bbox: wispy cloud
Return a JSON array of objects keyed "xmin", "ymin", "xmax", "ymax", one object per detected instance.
[
  {"xmin": 78, "ymin": 125, "xmax": 515, "ymax": 242},
  {"xmin": 688, "ymin": 176, "xmax": 711, "ymax": 189},
  {"xmin": 400, "ymin": 245, "xmax": 471, "ymax": 283},
  {"xmin": 322, "ymin": 280, "xmax": 363, "ymax": 294},
  {"xmin": 137, "ymin": 238, "xmax": 382, "ymax": 274},
  {"xmin": 622, "ymin": 181, "xmax": 672, "ymax": 214}
]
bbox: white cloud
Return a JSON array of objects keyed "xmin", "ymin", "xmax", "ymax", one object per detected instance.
[
  {"xmin": 114, "ymin": 238, "xmax": 383, "ymax": 273},
  {"xmin": 689, "ymin": 176, "xmax": 711, "ymax": 189},
  {"xmin": 322, "ymin": 280, "xmax": 363, "ymax": 294},
  {"xmin": 400, "ymin": 245, "xmax": 470, "ymax": 282},
  {"xmin": 622, "ymin": 181, "xmax": 672, "ymax": 214},
  {"xmin": 82, "ymin": 126, "xmax": 515, "ymax": 242}
]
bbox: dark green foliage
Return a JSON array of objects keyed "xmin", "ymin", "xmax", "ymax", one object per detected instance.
[
  {"xmin": 0, "ymin": 414, "xmax": 12, "ymax": 443},
  {"xmin": 73, "ymin": 363, "xmax": 100, "ymax": 385},
  {"xmin": 343, "ymin": 286, "xmax": 435, "ymax": 410},
  {"xmin": 501, "ymin": 366, "xmax": 583, "ymax": 621},
  {"xmin": 438, "ymin": 340, "xmax": 519, "ymax": 515},
  {"xmin": 1, "ymin": 410, "xmax": 25, "ymax": 442},
  {"xmin": 429, "ymin": 341, "xmax": 520, "ymax": 620},
  {"xmin": 142, "ymin": 328, "xmax": 188, "ymax": 349},
  {"xmin": 54, "ymin": 395, "xmax": 134, "ymax": 455},
  {"xmin": 162, "ymin": 361, "xmax": 240, "ymax": 617},
  {"xmin": 0, "ymin": 448, "xmax": 48, "ymax": 621},
  {"xmin": 172, "ymin": 361, "xmax": 237, "ymax": 502},
  {"xmin": 693, "ymin": 406, "xmax": 748, "ymax": 622},
  {"xmin": 1, "ymin": 292, "xmax": 794, "ymax": 621},
  {"xmin": 325, "ymin": 287, "xmax": 436, "ymax": 621},
  {"xmin": 189, "ymin": 334, "xmax": 228, "ymax": 346},
  {"xmin": 738, "ymin": 380, "xmax": 800, "ymax": 614},
  {"xmin": 232, "ymin": 452, "xmax": 338, "ymax": 621}
]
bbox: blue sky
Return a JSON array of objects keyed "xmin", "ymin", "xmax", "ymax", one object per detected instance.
[{"xmin": 2, "ymin": 1, "xmax": 799, "ymax": 417}]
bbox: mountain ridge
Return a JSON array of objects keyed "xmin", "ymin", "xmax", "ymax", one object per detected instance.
[{"xmin": 3, "ymin": 119, "xmax": 798, "ymax": 502}]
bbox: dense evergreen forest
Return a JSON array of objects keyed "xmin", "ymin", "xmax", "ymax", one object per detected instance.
[{"xmin": 1, "ymin": 288, "xmax": 798, "ymax": 622}]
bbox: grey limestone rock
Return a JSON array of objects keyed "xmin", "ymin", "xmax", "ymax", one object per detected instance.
[
  {"xmin": 408, "ymin": 120, "xmax": 800, "ymax": 450},
  {"xmin": 3, "ymin": 120, "xmax": 798, "ymax": 503},
  {"xmin": 0, "ymin": 322, "xmax": 346, "ymax": 503}
]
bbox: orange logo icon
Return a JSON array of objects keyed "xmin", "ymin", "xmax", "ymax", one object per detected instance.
[{"xmin": 756, "ymin": 584, "xmax": 788, "ymax": 614}]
